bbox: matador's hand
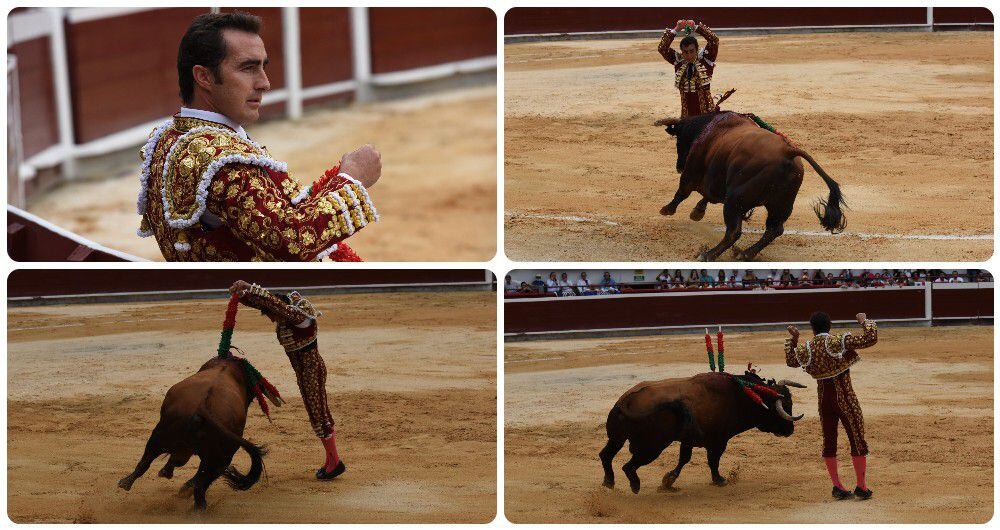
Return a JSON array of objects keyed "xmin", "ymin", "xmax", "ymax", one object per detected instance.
[
  {"xmin": 230, "ymin": 280, "xmax": 251, "ymax": 296},
  {"xmin": 856, "ymin": 313, "xmax": 867, "ymax": 324},
  {"xmin": 341, "ymin": 144, "xmax": 382, "ymax": 188},
  {"xmin": 787, "ymin": 325, "xmax": 799, "ymax": 337}
]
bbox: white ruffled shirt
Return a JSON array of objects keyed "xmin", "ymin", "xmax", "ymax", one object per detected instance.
[{"xmin": 178, "ymin": 107, "xmax": 249, "ymax": 140}]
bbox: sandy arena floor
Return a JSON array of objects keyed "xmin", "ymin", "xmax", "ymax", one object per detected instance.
[
  {"xmin": 28, "ymin": 85, "xmax": 497, "ymax": 261},
  {"xmin": 504, "ymin": 32, "xmax": 993, "ymax": 261},
  {"xmin": 8, "ymin": 291, "xmax": 496, "ymax": 523},
  {"xmin": 505, "ymin": 325, "xmax": 993, "ymax": 523}
]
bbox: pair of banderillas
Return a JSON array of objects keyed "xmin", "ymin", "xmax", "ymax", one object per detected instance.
[{"xmin": 704, "ymin": 326, "xmax": 725, "ymax": 372}]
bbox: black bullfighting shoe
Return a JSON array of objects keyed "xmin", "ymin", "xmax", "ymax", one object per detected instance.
[
  {"xmin": 316, "ymin": 460, "xmax": 346, "ymax": 481},
  {"xmin": 832, "ymin": 486, "xmax": 854, "ymax": 500},
  {"xmin": 853, "ymin": 486, "xmax": 873, "ymax": 500}
]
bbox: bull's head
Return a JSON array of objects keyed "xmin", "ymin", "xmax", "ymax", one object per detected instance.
[
  {"xmin": 755, "ymin": 378, "xmax": 806, "ymax": 438},
  {"xmin": 653, "ymin": 113, "xmax": 719, "ymax": 174}
]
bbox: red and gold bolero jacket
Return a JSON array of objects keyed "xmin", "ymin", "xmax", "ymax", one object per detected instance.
[
  {"xmin": 237, "ymin": 283, "xmax": 319, "ymax": 354},
  {"xmin": 785, "ymin": 319, "xmax": 878, "ymax": 380},
  {"xmin": 137, "ymin": 116, "xmax": 377, "ymax": 261}
]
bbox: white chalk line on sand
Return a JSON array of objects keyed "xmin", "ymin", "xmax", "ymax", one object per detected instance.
[
  {"xmin": 714, "ymin": 226, "xmax": 992, "ymax": 241},
  {"xmin": 509, "ymin": 212, "xmax": 987, "ymax": 240},
  {"xmin": 507, "ymin": 213, "xmax": 620, "ymax": 226},
  {"xmin": 10, "ymin": 315, "xmax": 191, "ymax": 332}
]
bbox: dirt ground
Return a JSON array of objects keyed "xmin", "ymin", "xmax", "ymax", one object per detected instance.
[
  {"xmin": 28, "ymin": 85, "xmax": 497, "ymax": 262},
  {"xmin": 505, "ymin": 325, "xmax": 993, "ymax": 523},
  {"xmin": 504, "ymin": 32, "xmax": 993, "ymax": 261},
  {"xmin": 7, "ymin": 291, "xmax": 496, "ymax": 523}
]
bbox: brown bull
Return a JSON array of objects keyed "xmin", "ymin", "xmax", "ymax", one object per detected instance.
[
  {"xmin": 654, "ymin": 111, "xmax": 847, "ymax": 261},
  {"xmin": 600, "ymin": 371, "xmax": 805, "ymax": 493},
  {"xmin": 117, "ymin": 357, "xmax": 266, "ymax": 510}
]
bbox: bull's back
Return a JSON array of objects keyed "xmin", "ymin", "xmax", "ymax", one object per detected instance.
[
  {"xmin": 705, "ymin": 124, "xmax": 798, "ymax": 173},
  {"xmin": 615, "ymin": 373, "xmax": 737, "ymax": 432},
  {"xmin": 161, "ymin": 364, "xmax": 248, "ymax": 433}
]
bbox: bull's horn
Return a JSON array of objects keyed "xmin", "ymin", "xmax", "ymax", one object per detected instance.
[
  {"xmin": 776, "ymin": 379, "xmax": 806, "ymax": 389},
  {"xmin": 774, "ymin": 399, "xmax": 803, "ymax": 422},
  {"xmin": 653, "ymin": 117, "xmax": 680, "ymax": 127}
]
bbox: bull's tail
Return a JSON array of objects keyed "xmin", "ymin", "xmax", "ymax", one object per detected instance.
[
  {"xmin": 190, "ymin": 412, "xmax": 267, "ymax": 491},
  {"xmin": 793, "ymin": 149, "xmax": 847, "ymax": 233},
  {"xmin": 658, "ymin": 400, "xmax": 701, "ymax": 443}
]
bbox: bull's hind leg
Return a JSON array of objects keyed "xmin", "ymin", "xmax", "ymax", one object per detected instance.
[
  {"xmin": 735, "ymin": 201, "xmax": 793, "ymax": 261},
  {"xmin": 660, "ymin": 442, "xmax": 693, "ymax": 491},
  {"xmin": 118, "ymin": 424, "xmax": 166, "ymax": 491},
  {"xmin": 192, "ymin": 463, "xmax": 225, "ymax": 510},
  {"xmin": 622, "ymin": 442, "xmax": 668, "ymax": 494},
  {"xmin": 600, "ymin": 407, "xmax": 628, "ymax": 488},
  {"xmin": 698, "ymin": 199, "xmax": 743, "ymax": 261},
  {"xmin": 159, "ymin": 451, "xmax": 192, "ymax": 479}
]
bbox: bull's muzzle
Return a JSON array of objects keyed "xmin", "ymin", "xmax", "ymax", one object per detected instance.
[{"xmin": 774, "ymin": 399, "xmax": 803, "ymax": 422}]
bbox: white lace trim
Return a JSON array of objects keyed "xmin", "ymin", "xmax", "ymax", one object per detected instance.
[
  {"xmin": 314, "ymin": 243, "xmax": 339, "ymax": 261},
  {"xmin": 173, "ymin": 241, "xmax": 191, "ymax": 251},
  {"xmin": 339, "ymin": 172, "xmax": 379, "ymax": 222},
  {"xmin": 137, "ymin": 227, "xmax": 154, "ymax": 238},
  {"xmin": 290, "ymin": 185, "xmax": 312, "ymax": 205},
  {"xmin": 136, "ymin": 120, "xmax": 175, "ymax": 214}
]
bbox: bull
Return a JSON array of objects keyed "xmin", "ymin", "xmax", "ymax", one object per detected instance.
[
  {"xmin": 600, "ymin": 371, "xmax": 805, "ymax": 493},
  {"xmin": 654, "ymin": 111, "xmax": 847, "ymax": 261},
  {"xmin": 117, "ymin": 357, "xmax": 266, "ymax": 509}
]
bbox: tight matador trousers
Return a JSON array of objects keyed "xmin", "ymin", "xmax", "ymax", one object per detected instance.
[
  {"xmin": 286, "ymin": 343, "xmax": 335, "ymax": 438},
  {"xmin": 817, "ymin": 369, "xmax": 869, "ymax": 457}
]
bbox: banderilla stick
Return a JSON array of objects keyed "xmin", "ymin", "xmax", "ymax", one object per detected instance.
[{"xmin": 704, "ymin": 328, "xmax": 717, "ymax": 371}]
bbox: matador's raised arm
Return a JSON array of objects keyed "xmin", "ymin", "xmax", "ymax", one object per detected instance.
[
  {"xmin": 843, "ymin": 319, "xmax": 878, "ymax": 350},
  {"xmin": 657, "ymin": 27, "xmax": 677, "ymax": 63},
  {"xmin": 696, "ymin": 23, "xmax": 719, "ymax": 63},
  {"xmin": 231, "ymin": 281, "xmax": 310, "ymax": 325}
]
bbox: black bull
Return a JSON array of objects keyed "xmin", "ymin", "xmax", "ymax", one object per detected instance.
[
  {"xmin": 600, "ymin": 372, "xmax": 805, "ymax": 493},
  {"xmin": 117, "ymin": 357, "xmax": 266, "ymax": 510},
  {"xmin": 655, "ymin": 112, "xmax": 847, "ymax": 261}
]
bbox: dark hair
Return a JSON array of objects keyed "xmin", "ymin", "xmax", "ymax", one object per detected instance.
[
  {"xmin": 680, "ymin": 36, "xmax": 698, "ymax": 50},
  {"xmin": 809, "ymin": 311, "xmax": 832, "ymax": 334},
  {"xmin": 177, "ymin": 11, "xmax": 262, "ymax": 104}
]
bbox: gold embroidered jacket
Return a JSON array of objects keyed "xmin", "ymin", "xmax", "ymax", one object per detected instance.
[
  {"xmin": 137, "ymin": 115, "xmax": 377, "ymax": 261},
  {"xmin": 237, "ymin": 284, "xmax": 319, "ymax": 353},
  {"xmin": 785, "ymin": 319, "xmax": 878, "ymax": 380}
]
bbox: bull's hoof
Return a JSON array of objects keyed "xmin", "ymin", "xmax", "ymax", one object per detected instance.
[
  {"xmin": 629, "ymin": 481, "xmax": 640, "ymax": 494},
  {"xmin": 660, "ymin": 204, "xmax": 677, "ymax": 216},
  {"xmin": 117, "ymin": 476, "xmax": 133, "ymax": 491},
  {"xmin": 602, "ymin": 479, "xmax": 614, "ymax": 489},
  {"xmin": 661, "ymin": 472, "xmax": 679, "ymax": 490},
  {"xmin": 158, "ymin": 467, "xmax": 173, "ymax": 479},
  {"xmin": 712, "ymin": 476, "xmax": 728, "ymax": 487},
  {"xmin": 689, "ymin": 207, "xmax": 706, "ymax": 221}
]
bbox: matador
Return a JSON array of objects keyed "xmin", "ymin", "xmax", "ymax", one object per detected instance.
[
  {"xmin": 658, "ymin": 20, "xmax": 720, "ymax": 118},
  {"xmin": 230, "ymin": 280, "xmax": 345, "ymax": 480},
  {"xmin": 785, "ymin": 311, "xmax": 878, "ymax": 500},
  {"xmin": 137, "ymin": 11, "xmax": 378, "ymax": 261}
]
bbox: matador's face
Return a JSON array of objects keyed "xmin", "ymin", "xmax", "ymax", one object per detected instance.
[
  {"xmin": 201, "ymin": 29, "xmax": 271, "ymax": 126},
  {"xmin": 680, "ymin": 44, "xmax": 698, "ymax": 63}
]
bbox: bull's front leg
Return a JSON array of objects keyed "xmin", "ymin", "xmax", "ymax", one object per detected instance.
[
  {"xmin": 706, "ymin": 442, "xmax": 729, "ymax": 486},
  {"xmin": 660, "ymin": 182, "xmax": 696, "ymax": 216},
  {"xmin": 689, "ymin": 198, "xmax": 709, "ymax": 221},
  {"xmin": 660, "ymin": 443, "xmax": 692, "ymax": 491}
]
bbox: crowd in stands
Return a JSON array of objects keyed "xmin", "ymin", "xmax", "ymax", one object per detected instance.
[{"xmin": 504, "ymin": 269, "xmax": 992, "ymax": 297}]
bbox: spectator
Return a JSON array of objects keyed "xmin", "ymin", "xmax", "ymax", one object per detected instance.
[
  {"xmin": 744, "ymin": 270, "xmax": 759, "ymax": 288},
  {"xmin": 699, "ymin": 269, "xmax": 714, "ymax": 288},
  {"xmin": 600, "ymin": 272, "xmax": 620, "ymax": 294},
  {"xmin": 672, "ymin": 270, "xmax": 685, "ymax": 287},
  {"xmin": 657, "ymin": 278, "xmax": 671, "ymax": 290},
  {"xmin": 717, "ymin": 269, "xmax": 727, "ymax": 287},
  {"xmin": 504, "ymin": 275, "xmax": 516, "ymax": 293},
  {"xmin": 531, "ymin": 274, "xmax": 546, "ymax": 293},
  {"xmin": 950, "ymin": 271, "xmax": 965, "ymax": 283},
  {"xmin": 730, "ymin": 273, "xmax": 743, "ymax": 288},
  {"xmin": 779, "ymin": 269, "xmax": 793, "ymax": 286},
  {"xmin": 546, "ymin": 272, "xmax": 559, "ymax": 295},
  {"xmin": 559, "ymin": 272, "xmax": 575, "ymax": 296},
  {"xmin": 687, "ymin": 270, "xmax": 700, "ymax": 288},
  {"xmin": 812, "ymin": 270, "xmax": 824, "ymax": 286},
  {"xmin": 577, "ymin": 272, "xmax": 593, "ymax": 294},
  {"xmin": 517, "ymin": 282, "xmax": 534, "ymax": 294},
  {"xmin": 656, "ymin": 269, "xmax": 671, "ymax": 283}
]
